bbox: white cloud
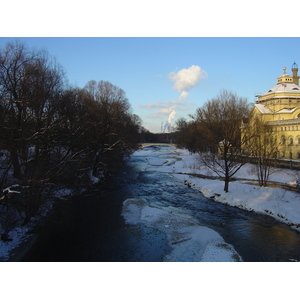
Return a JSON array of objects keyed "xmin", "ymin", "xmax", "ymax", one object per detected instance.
[
  {"xmin": 140, "ymin": 65, "xmax": 207, "ymax": 131},
  {"xmin": 169, "ymin": 65, "xmax": 207, "ymax": 97},
  {"xmin": 138, "ymin": 102, "xmax": 168, "ymax": 109},
  {"xmin": 154, "ymin": 107, "xmax": 176, "ymax": 115},
  {"xmin": 179, "ymin": 90, "xmax": 189, "ymax": 101}
]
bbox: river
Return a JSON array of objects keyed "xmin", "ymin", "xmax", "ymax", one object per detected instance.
[{"xmin": 22, "ymin": 145, "xmax": 300, "ymax": 262}]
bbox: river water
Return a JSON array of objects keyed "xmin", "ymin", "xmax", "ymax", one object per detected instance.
[{"xmin": 23, "ymin": 146, "xmax": 300, "ymax": 262}]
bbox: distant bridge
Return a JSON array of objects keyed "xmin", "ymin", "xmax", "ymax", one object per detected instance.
[{"xmin": 140, "ymin": 143, "xmax": 177, "ymax": 149}]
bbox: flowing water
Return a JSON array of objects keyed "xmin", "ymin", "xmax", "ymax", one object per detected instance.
[{"xmin": 23, "ymin": 146, "xmax": 300, "ymax": 262}]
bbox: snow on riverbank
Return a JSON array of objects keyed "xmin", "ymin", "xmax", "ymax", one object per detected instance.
[
  {"xmin": 122, "ymin": 198, "xmax": 242, "ymax": 262},
  {"xmin": 134, "ymin": 147, "xmax": 300, "ymax": 230},
  {"xmin": 0, "ymin": 188, "xmax": 73, "ymax": 261}
]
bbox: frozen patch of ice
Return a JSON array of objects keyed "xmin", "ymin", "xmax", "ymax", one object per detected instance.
[
  {"xmin": 132, "ymin": 149, "xmax": 158, "ymax": 157},
  {"xmin": 122, "ymin": 198, "xmax": 242, "ymax": 262},
  {"xmin": 146, "ymin": 157, "xmax": 167, "ymax": 166}
]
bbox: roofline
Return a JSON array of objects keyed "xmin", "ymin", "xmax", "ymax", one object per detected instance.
[
  {"xmin": 258, "ymin": 94, "xmax": 300, "ymax": 100},
  {"xmin": 266, "ymin": 119, "xmax": 300, "ymax": 125},
  {"xmin": 254, "ymin": 104, "xmax": 300, "ymax": 114}
]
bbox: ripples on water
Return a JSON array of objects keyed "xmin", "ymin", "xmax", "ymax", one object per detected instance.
[
  {"xmin": 125, "ymin": 146, "xmax": 300, "ymax": 262},
  {"xmin": 23, "ymin": 145, "xmax": 300, "ymax": 262}
]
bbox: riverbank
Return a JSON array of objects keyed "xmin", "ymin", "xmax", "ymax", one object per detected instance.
[
  {"xmin": 0, "ymin": 191, "xmax": 74, "ymax": 262},
  {"xmin": 138, "ymin": 148, "xmax": 300, "ymax": 230},
  {"xmin": 2, "ymin": 146, "xmax": 300, "ymax": 262}
]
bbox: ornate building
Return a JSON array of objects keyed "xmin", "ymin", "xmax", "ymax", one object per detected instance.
[{"xmin": 241, "ymin": 63, "xmax": 300, "ymax": 160}]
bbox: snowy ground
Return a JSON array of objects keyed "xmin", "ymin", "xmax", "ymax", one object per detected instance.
[
  {"xmin": 0, "ymin": 189, "xmax": 73, "ymax": 262},
  {"xmin": 134, "ymin": 147, "xmax": 300, "ymax": 230},
  {"xmin": 121, "ymin": 147, "xmax": 300, "ymax": 262}
]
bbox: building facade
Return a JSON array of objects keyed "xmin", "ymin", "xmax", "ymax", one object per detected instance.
[{"xmin": 241, "ymin": 63, "xmax": 300, "ymax": 160}]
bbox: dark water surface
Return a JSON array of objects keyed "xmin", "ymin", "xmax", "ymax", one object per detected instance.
[{"xmin": 23, "ymin": 146, "xmax": 300, "ymax": 262}]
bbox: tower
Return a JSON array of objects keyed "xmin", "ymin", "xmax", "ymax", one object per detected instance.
[{"xmin": 292, "ymin": 62, "xmax": 299, "ymax": 85}]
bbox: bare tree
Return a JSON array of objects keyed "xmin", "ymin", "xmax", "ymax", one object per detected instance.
[
  {"xmin": 244, "ymin": 116, "xmax": 280, "ymax": 186},
  {"xmin": 191, "ymin": 90, "xmax": 250, "ymax": 192},
  {"xmin": 0, "ymin": 41, "xmax": 65, "ymax": 180},
  {"xmin": 83, "ymin": 80, "xmax": 137, "ymax": 176},
  {"xmin": 0, "ymin": 41, "xmax": 66, "ymax": 226}
]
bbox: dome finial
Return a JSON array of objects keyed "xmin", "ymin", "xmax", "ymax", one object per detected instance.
[
  {"xmin": 292, "ymin": 62, "xmax": 298, "ymax": 69},
  {"xmin": 283, "ymin": 66, "xmax": 287, "ymax": 73}
]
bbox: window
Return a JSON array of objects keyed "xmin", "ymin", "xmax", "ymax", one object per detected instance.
[
  {"xmin": 282, "ymin": 137, "xmax": 286, "ymax": 144},
  {"xmin": 298, "ymin": 113, "xmax": 300, "ymax": 118},
  {"xmin": 298, "ymin": 137, "xmax": 300, "ymax": 144},
  {"xmin": 290, "ymin": 138, "xmax": 294, "ymax": 145}
]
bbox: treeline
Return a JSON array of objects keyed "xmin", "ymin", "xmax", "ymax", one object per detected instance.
[
  {"xmin": 0, "ymin": 41, "xmax": 143, "ymax": 238},
  {"xmin": 139, "ymin": 132, "xmax": 177, "ymax": 144}
]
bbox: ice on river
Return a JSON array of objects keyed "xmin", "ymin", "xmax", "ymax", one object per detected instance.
[
  {"xmin": 122, "ymin": 198, "xmax": 242, "ymax": 262},
  {"xmin": 146, "ymin": 157, "xmax": 168, "ymax": 166}
]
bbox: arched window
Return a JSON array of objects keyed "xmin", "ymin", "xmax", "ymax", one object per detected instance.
[
  {"xmin": 298, "ymin": 137, "xmax": 300, "ymax": 145},
  {"xmin": 289, "ymin": 137, "xmax": 294, "ymax": 145},
  {"xmin": 298, "ymin": 113, "xmax": 300, "ymax": 118},
  {"xmin": 282, "ymin": 137, "xmax": 286, "ymax": 144}
]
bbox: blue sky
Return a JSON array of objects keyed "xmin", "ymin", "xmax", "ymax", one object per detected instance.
[{"xmin": 1, "ymin": 37, "xmax": 300, "ymax": 132}]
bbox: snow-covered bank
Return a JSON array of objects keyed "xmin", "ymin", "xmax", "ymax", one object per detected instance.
[
  {"xmin": 122, "ymin": 198, "xmax": 242, "ymax": 262},
  {"xmin": 0, "ymin": 188, "xmax": 74, "ymax": 262},
  {"xmin": 134, "ymin": 147, "xmax": 300, "ymax": 230}
]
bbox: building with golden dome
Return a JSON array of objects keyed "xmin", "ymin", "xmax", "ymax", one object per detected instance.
[{"xmin": 241, "ymin": 63, "xmax": 300, "ymax": 160}]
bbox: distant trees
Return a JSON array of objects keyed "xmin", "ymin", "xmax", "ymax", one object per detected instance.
[
  {"xmin": 0, "ymin": 41, "xmax": 142, "ymax": 237},
  {"xmin": 175, "ymin": 117, "xmax": 206, "ymax": 152},
  {"xmin": 175, "ymin": 90, "xmax": 250, "ymax": 192}
]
